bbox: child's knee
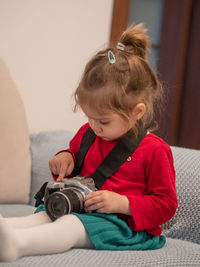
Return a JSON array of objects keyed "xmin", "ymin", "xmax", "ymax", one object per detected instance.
[{"xmin": 34, "ymin": 211, "xmax": 52, "ymax": 223}]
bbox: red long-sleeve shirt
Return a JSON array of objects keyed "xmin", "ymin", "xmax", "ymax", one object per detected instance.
[{"xmin": 54, "ymin": 123, "xmax": 178, "ymax": 236}]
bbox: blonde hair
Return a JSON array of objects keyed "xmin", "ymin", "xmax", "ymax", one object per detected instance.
[{"xmin": 74, "ymin": 23, "xmax": 163, "ymax": 134}]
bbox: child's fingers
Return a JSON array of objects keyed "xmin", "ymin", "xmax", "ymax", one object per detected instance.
[
  {"xmin": 84, "ymin": 191, "xmax": 102, "ymax": 201},
  {"xmin": 49, "ymin": 163, "xmax": 58, "ymax": 176},
  {"xmin": 66, "ymin": 161, "xmax": 74, "ymax": 177},
  {"xmin": 57, "ymin": 161, "xmax": 74, "ymax": 181},
  {"xmin": 49, "ymin": 158, "xmax": 59, "ymax": 174},
  {"xmin": 85, "ymin": 200, "xmax": 104, "ymax": 212},
  {"xmin": 84, "ymin": 194, "xmax": 102, "ymax": 208},
  {"xmin": 57, "ymin": 163, "xmax": 67, "ymax": 181}
]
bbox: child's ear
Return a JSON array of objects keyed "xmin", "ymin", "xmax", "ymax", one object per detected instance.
[{"xmin": 132, "ymin": 103, "xmax": 146, "ymax": 120}]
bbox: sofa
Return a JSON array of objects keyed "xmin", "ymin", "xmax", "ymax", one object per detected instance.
[{"xmin": 0, "ymin": 58, "xmax": 200, "ymax": 266}]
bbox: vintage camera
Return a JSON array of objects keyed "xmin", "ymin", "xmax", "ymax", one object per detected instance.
[{"xmin": 44, "ymin": 176, "xmax": 97, "ymax": 221}]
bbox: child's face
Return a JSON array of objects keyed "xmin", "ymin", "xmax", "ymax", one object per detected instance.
[{"xmin": 81, "ymin": 105, "xmax": 135, "ymax": 141}]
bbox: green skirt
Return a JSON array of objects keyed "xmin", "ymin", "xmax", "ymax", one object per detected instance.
[
  {"xmin": 73, "ymin": 212, "xmax": 166, "ymax": 250},
  {"xmin": 35, "ymin": 205, "xmax": 166, "ymax": 250}
]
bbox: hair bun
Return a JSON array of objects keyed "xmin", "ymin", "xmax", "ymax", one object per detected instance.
[{"xmin": 119, "ymin": 23, "xmax": 150, "ymax": 60}]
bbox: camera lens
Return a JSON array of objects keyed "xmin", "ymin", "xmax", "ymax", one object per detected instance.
[{"xmin": 45, "ymin": 189, "xmax": 82, "ymax": 220}]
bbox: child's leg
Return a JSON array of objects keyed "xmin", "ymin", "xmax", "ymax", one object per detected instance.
[
  {"xmin": 0, "ymin": 214, "xmax": 93, "ymax": 262},
  {"xmin": 4, "ymin": 211, "xmax": 51, "ymax": 229}
]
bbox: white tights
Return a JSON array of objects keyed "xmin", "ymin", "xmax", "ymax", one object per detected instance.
[{"xmin": 0, "ymin": 212, "xmax": 94, "ymax": 262}]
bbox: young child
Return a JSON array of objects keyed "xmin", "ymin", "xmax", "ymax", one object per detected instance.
[{"xmin": 0, "ymin": 24, "xmax": 177, "ymax": 262}]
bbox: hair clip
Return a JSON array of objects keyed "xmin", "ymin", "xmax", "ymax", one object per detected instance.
[
  {"xmin": 108, "ymin": 50, "xmax": 116, "ymax": 64},
  {"xmin": 117, "ymin": 42, "xmax": 125, "ymax": 51}
]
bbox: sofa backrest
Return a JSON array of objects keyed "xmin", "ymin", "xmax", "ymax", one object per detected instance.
[
  {"xmin": 29, "ymin": 130, "xmax": 73, "ymax": 206},
  {"xmin": 162, "ymin": 146, "xmax": 200, "ymax": 244}
]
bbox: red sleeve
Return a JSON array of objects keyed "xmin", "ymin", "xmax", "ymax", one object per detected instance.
[
  {"xmin": 126, "ymin": 144, "xmax": 178, "ymax": 232},
  {"xmin": 52, "ymin": 123, "xmax": 90, "ymax": 180}
]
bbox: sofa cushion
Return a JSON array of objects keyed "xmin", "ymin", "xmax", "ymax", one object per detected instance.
[
  {"xmin": 0, "ymin": 203, "xmax": 199, "ymax": 267},
  {"xmin": 0, "ymin": 204, "xmax": 35, "ymax": 217},
  {"xmin": 0, "ymin": 58, "xmax": 31, "ymax": 203},
  {"xmin": 0, "ymin": 204, "xmax": 200, "ymax": 267},
  {"xmin": 162, "ymin": 146, "xmax": 200, "ymax": 244},
  {"xmin": 29, "ymin": 130, "xmax": 73, "ymax": 205}
]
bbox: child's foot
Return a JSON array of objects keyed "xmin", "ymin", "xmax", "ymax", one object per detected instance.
[{"xmin": 0, "ymin": 214, "xmax": 19, "ymax": 262}]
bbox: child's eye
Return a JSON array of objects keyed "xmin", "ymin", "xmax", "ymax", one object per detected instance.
[{"xmin": 99, "ymin": 121, "xmax": 110, "ymax": 125}]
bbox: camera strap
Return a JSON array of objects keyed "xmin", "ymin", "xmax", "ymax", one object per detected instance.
[
  {"xmin": 73, "ymin": 127, "xmax": 147, "ymax": 189},
  {"xmin": 73, "ymin": 127, "xmax": 96, "ymax": 177},
  {"xmin": 34, "ymin": 181, "xmax": 48, "ymax": 207}
]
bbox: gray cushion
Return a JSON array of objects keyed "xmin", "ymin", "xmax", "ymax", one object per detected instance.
[
  {"xmin": 0, "ymin": 204, "xmax": 199, "ymax": 267},
  {"xmin": 0, "ymin": 205, "xmax": 200, "ymax": 267},
  {"xmin": 29, "ymin": 130, "xmax": 73, "ymax": 205},
  {"xmin": 162, "ymin": 146, "xmax": 200, "ymax": 244},
  {"xmin": 0, "ymin": 204, "xmax": 35, "ymax": 217}
]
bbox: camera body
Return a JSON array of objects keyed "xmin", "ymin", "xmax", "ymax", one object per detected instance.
[{"xmin": 44, "ymin": 176, "xmax": 97, "ymax": 221}]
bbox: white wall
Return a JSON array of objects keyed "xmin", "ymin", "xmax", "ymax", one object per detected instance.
[{"xmin": 0, "ymin": 0, "xmax": 113, "ymax": 133}]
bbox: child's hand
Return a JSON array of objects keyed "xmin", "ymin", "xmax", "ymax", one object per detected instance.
[
  {"xmin": 49, "ymin": 152, "xmax": 74, "ymax": 181},
  {"xmin": 84, "ymin": 190, "xmax": 132, "ymax": 215}
]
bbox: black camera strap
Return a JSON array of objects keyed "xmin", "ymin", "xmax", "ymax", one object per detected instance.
[
  {"xmin": 34, "ymin": 181, "xmax": 48, "ymax": 206},
  {"xmin": 73, "ymin": 127, "xmax": 147, "ymax": 189},
  {"xmin": 72, "ymin": 127, "xmax": 96, "ymax": 177}
]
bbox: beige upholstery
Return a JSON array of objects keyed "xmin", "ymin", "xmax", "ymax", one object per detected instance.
[{"xmin": 0, "ymin": 58, "xmax": 31, "ymax": 203}]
